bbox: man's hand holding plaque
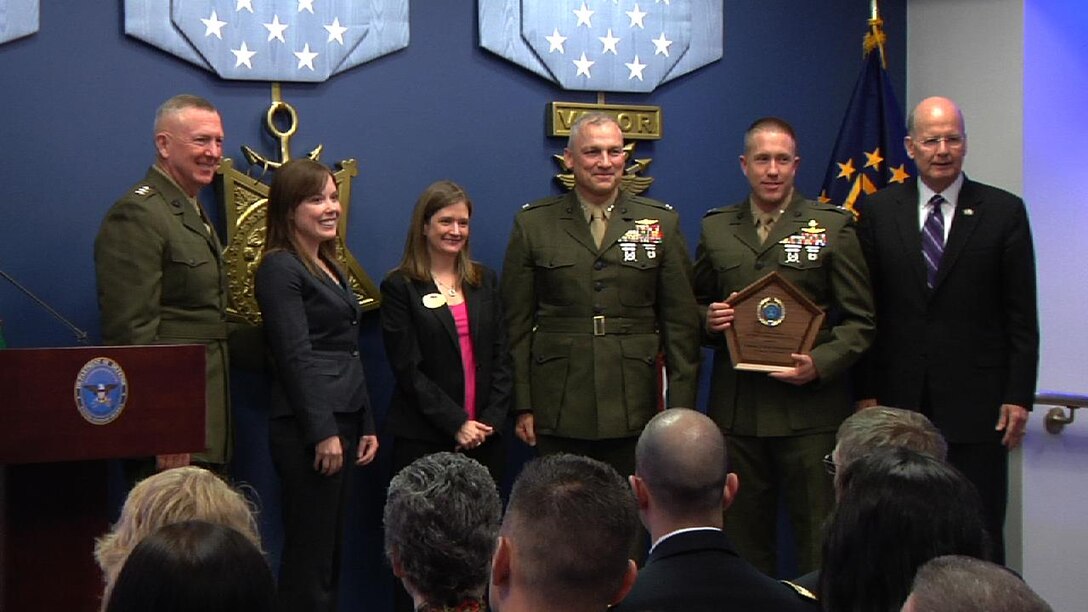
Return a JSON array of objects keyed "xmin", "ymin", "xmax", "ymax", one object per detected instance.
[{"xmin": 719, "ymin": 271, "xmax": 824, "ymax": 376}]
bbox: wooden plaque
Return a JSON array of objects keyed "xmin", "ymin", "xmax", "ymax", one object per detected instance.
[{"xmin": 724, "ymin": 271, "xmax": 825, "ymax": 372}]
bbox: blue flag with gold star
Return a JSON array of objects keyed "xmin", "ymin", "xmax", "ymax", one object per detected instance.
[{"xmin": 819, "ymin": 18, "xmax": 914, "ymax": 216}]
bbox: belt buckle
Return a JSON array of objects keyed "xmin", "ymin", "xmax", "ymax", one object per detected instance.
[{"xmin": 593, "ymin": 315, "xmax": 606, "ymax": 336}]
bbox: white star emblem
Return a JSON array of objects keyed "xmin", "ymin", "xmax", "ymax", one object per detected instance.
[
  {"xmin": 294, "ymin": 43, "xmax": 319, "ymax": 70},
  {"xmin": 324, "ymin": 17, "xmax": 348, "ymax": 44},
  {"xmin": 572, "ymin": 52, "xmax": 594, "ymax": 78},
  {"xmin": 545, "ymin": 28, "xmax": 567, "ymax": 53},
  {"xmin": 201, "ymin": 10, "xmax": 227, "ymax": 39},
  {"xmin": 652, "ymin": 32, "xmax": 673, "ymax": 57},
  {"xmin": 264, "ymin": 15, "xmax": 288, "ymax": 43},
  {"xmin": 625, "ymin": 55, "xmax": 646, "ymax": 81},
  {"xmin": 298, "ymin": 0, "xmax": 315, "ymax": 14},
  {"xmin": 598, "ymin": 29, "xmax": 620, "ymax": 55},
  {"xmin": 573, "ymin": 2, "xmax": 594, "ymax": 28},
  {"xmin": 626, "ymin": 4, "xmax": 648, "ymax": 29},
  {"xmin": 231, "ymin": 41, "xmax": 256, "ymax": 68},
  {"xmin": 236, "ymin": 0, "xmax": 254, "ymax": 13}
]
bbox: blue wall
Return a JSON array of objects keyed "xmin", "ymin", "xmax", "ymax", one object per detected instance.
[{"xmin": 0, "ymin": 2, "xmax": 905, "ymax": 608}]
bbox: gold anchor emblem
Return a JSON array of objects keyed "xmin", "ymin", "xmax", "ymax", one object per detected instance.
[{"xmin": 217, "ymin": 84, "xmax": 379, "ymax": 325}]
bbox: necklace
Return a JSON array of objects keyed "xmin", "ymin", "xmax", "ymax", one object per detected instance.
[{"xmin": 432, "ymin": 275, "xmax": 458, "ymax": 298}]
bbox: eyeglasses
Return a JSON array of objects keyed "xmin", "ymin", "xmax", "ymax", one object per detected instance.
[
  {"xmin": 915, "ymin": 135, "xmax": 965, "ymax": 151},
  {"xmin": 822, "ymin": 453, "xmax": 837, "ymax": 476}
]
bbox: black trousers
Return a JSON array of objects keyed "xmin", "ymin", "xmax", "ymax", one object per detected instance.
[
  {"xmin": 946, "ymin": 441, "xmax": 1008, "ymax": 564},
  {"xmin": 270, "ymin": 413, "xmax": 359, "ymax": 612}
]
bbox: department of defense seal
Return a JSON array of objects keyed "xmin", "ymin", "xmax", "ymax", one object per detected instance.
[
  {"xmin": 757, "ymin": 297, "xmax": 786, "ymax": 327},
  {"xmin": 74, "ymin": 357, "xmax": 129, "ymax": 425}
]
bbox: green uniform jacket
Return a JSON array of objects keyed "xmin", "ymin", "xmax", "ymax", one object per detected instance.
[
  {"xmin": 501, "ymin": 190, "xmax": 700, "ymax": 440},
  {"xmin": 94, "ymin": 167, "xmax": 231, "ymax": 464},
  {"xmin": 693, "ymin": 193, "xmax": 875, "ymax": 437}
]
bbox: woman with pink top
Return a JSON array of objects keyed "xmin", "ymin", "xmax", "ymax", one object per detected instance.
[{"xmin": 381, "ymin": 180, "xmax": 511, "ymax": 486}]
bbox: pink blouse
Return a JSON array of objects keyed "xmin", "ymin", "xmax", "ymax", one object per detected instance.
[{"xmin": 448, "ymin": 301, "xmax": 477, "ymax": 420}]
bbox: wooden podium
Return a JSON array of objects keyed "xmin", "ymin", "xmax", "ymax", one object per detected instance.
[{"xmin": 0, "ymin": 345, "xmax": 206, "ymax": 612}]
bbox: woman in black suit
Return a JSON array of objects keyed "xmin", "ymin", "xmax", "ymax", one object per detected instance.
[
  {"xmin": 254, "ymin": 159, "xmax": 378, "ymax": 612},
  {"xmin": 381, "ymin": 180, "xmax": 511, "ymax": 483}
]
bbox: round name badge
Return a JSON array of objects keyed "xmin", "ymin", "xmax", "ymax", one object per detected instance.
[{"xmin": 422, "ymin": 292, "xmax": 447, "ymax": 309}]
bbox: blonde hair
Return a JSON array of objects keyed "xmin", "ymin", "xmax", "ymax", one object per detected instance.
[{"xmin": 94, "ymin": 467, "xmax": 261, "ymax": 604}]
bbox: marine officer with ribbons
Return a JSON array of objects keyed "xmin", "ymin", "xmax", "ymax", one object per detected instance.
[
  {"xmin": 501, "ymin": 111, "xmax": 700, "ymax": 479},
  {"xmin": 694, "ymin": 117, "xmax": 875, "ymax": 576}
]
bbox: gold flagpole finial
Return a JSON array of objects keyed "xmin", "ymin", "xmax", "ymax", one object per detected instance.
[{"xmin": 864, "ymin": 0, "xmax": 888, "ymax": 69}]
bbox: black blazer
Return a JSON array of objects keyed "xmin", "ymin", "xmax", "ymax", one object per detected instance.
[
  {"xmin": 380, "ymin": 266, "xmax": 512, "ymax": 443},
  {"xmin": 614, "ymin": 529, "xmax": 817, "ymax": 611},
  {"xmin": 255, "ymin": 250, "xmax": 374, "ymax": 445},
  {"xmin": 856, "ymin": 178, "xmax": 1039, "ymax": 442}
]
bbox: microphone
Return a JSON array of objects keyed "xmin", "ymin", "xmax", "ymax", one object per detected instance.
[{"xmin": 0, "ymin": 267, "xmax": 90, "ymax": 345}]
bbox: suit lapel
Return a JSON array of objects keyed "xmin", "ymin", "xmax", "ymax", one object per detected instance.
[
  {"xmin": 935, "ymin": 178, "xmax": 983, "ymax": 289},
  {"xmin": 557, "ymin": 192, "xmax": 599, "ymax": 255},
  {"xmin": 761, "ymin": 192, "xmax": 810, "ymax": 254},
  {"xmin": 414, "ymin": 278, "xmax": 458, "ymax": 347},
  {"xmin": 149, "ymin": 168, "xmax": 222, "ymax": 258},
  {"xmin": 464, "ymin": 281, "xmax": 482, "ymax": 348},
  {"xmin": 322, "ymin": 262, "xmax": 360, "ymax": 314},
  {"xmin": 726, "ymin": 205, "xmax": 763, "ymax": 254},
  {"xmin": 891, "ymin": 181, "xmax": 928, "ymax": 292}
]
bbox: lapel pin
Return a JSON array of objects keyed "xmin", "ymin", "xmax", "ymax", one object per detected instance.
[{"xmin": 963, "ymin": 209, "xmax": 974, "ymax": 216}]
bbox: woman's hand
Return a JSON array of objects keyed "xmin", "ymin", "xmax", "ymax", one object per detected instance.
[
  {"xmin": 314, "ymin": 435, "xmax": 344, "ymax": 475},
  {"xmin": 356, "ymin": 435, "xmax": 379, "ymax": 465},
  {"xmin": 455, "ymin": 420, "xmax": 494, "ymax": 450}
]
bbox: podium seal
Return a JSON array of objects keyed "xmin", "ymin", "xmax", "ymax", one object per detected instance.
[{"xmin": 74, "ymin": 357, "xmax": 129, "ymax": 425}]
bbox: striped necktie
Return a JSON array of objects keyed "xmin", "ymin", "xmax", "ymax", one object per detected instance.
[{"xmin": 922, "ymin": 194, "xmax": 946, "ymax": 288}]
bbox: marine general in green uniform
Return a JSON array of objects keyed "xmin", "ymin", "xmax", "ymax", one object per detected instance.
[
  {"xmin": 694, "ymin": 118, "xmax": 874, "ymax": 575},
  {"xmin": 94, "ymin": 94, "xmax": 231, "ymax": 471},
  {"xmin": 501, "ymin": 112, "xmax": 700, "ymax": 477}
]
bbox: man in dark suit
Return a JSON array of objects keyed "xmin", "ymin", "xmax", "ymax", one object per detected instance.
[
  {"xmin": 95, "ymin": 94, "xmax": 231, "ymax": 475},
  {"xmin": 616, "ymin": 408, "xmax": 817, "ymax": 611},
  {"xmin": 501, "ymin": 112, "xmax": 700, "ymax": 478},
  {"xmin": 855, "ymin": 96, "xmax": 1039, "ymax": 563},
  {"xmin": 694, "ymin": 117, "xmax": 875, "ymax": 574}
]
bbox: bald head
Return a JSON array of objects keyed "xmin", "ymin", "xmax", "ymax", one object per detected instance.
[
  {"xmin": 635, "ymin": 409, "xmax": 729, "ymax": 519},
  {"xmin": 906, "ymin": 97, "xmax": 965, "ymax": 137}
]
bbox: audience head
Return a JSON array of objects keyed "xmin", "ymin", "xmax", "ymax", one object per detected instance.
[
  {"xmin": 632, "ymin": 408, "xmax": 736, "ymax": 535},
  {"xmin": 104, "ymin": 520, "xmax": 273, "ymax": 612},
  {"xmin": 832, "ymin": 406, "xmax": 947, "ymax": 489},
  {"xmin": 820, "ymin": 447, "xmax": 990, "ymax": 612},
  {"xmin": 95, "ymin": 466, "xmax": 261, "ymax": 601},
  {"xmin": 384, "ymin": 452, "xmax": 502, "ymax": 609},
  {"xmin": 490, "ymin": 453, "xmax": 639, "ymax": 612},
  {"xmin": 152, "ymin": 94, "xmax": 223, "ymax": 197},
  {"xmin": 901, "ymin": 555, "xmax": 1052, "ymax": 612}
]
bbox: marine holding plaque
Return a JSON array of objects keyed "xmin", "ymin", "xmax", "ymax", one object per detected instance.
[{"xmin": 693, "ymin": 118, "xmax": 875, "ymax": 576}]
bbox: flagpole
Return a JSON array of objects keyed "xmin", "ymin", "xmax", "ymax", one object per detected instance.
[{"xmin": 866, "ymin": 0, "xmax": 887, "ymax": 69}]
